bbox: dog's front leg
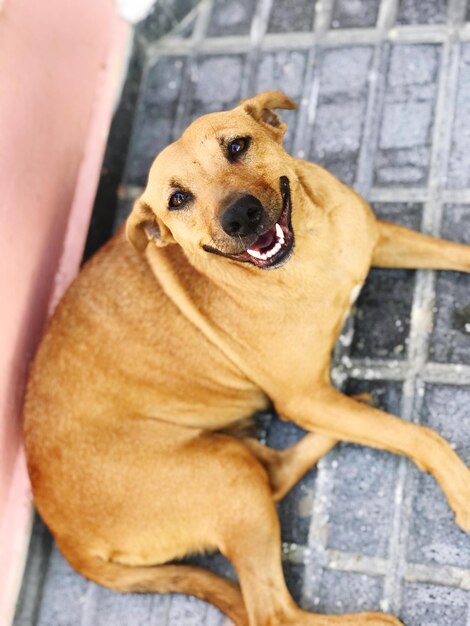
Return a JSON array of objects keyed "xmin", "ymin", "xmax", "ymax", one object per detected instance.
[{"xmin": 278, "ymin": 386, "xmax": 470, "ymax": 533}]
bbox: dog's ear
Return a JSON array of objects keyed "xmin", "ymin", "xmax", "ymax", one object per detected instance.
[
  {"xmin": 126, "ymin": 198, "xmax": 175, "ymax": 251},
  {"xmin": 240, "ymin": 90, "xmax": 297, "ymax": 134}
]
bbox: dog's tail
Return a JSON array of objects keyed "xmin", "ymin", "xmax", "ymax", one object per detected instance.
[{"xmin": 66, "ymin": 553, "xmax": 248, "ymax": 626}]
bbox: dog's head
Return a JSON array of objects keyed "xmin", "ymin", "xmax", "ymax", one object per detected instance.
[{"xmin": 127, "ymin": 91, "xmax": 297, "ymax": 270}]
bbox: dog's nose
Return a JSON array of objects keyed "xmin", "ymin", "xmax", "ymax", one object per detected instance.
[{"xmin": 221, "ymin": 195, "xmax": 263, "ymax": 237}]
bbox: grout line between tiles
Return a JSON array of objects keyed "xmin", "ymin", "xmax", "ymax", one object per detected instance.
[
  {"xmin": 344, "ymin": 357, "xmax": 470, "ymax": 385},
  {"xmin": 355, "ymin": 43, "xmax": 388, "ymax": 196},
  {"xmin": 377, "ymin": 0, "xmax": 400, "ymax": 32},
  {"xmin": 171, "ymin": 0, "xmax": 213, "ymax": 139},
  {"xmin": 405, "ymin": 562, "xmax": 470, "ymax": 591},
  {"xmin": 423, "ymin": 361, "xmax": 470, "ymax": 384},
  {"xmin": 242, "ymin": 0, "xmax": 274, "ymax": 97},
  {"xmin": 291, "ymin": 47, "xmax": 319, "ymax": 158},
  {"xmin": 283, "ymin": 543, "xmax": 470, "ymax": 589},
  {"xmin": 326, "ymin": 550, "xmax": 388, "ymax": 576},
  {"xmin": 345, "ymin": 358, "xmax": 409, "ymax": 381},
  {"xmin": 314, "ymin": 0, "xmax": 335, "ymax": 38},
  {"xmin": 301, "ymin": 454, "xmax": 337, "ymax": 609},
  {"xmin": 250, "ymin": 0, "xmax": 273, "ymax": 47},
  {"xmin": 163, "ymin": 594, "xmax": 172, "ymax": 626},
  {"xmin": 368, "ymin": 187, "xmax": 429, "ymax": 202},
  {"xmin": 444, "ymin": 189, "xmax": 470, "ymax": 203},
  {"xmin": 145, "ymin": 21, "xmax": 470, "ymax": 59},
  {"xmin": 191, "ymin": 0, "xmax": 214, "ymax": 45}
]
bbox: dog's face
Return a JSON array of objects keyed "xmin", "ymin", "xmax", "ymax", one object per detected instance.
[{"xmin": 127, "ymin": 91, "xmax": 297, "ymax": 270}]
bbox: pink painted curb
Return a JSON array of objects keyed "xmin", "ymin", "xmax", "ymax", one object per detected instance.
[{"xmin": 0, "ymin": 0, "xmax": 131, "ymax": 622}]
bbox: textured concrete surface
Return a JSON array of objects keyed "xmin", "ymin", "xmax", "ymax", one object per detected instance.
[{"xmin": 15, "ymin": 0, "xmax": 470, "ymax": 625}]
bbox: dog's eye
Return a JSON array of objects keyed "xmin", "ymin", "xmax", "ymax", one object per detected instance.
[
  {"xmin": 227, "ymin": 137, "xmax": 249, "ymax": 160},
  {"xmin": 169, "ymin": 191, "xmax": 188, "ymax": 210}
]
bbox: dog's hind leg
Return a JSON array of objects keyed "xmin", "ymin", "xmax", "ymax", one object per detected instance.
[
  {"xmin": 242, "ymin": 393, "xmax": 373, "ymax": 502},
  {"xmin": 372, "ymin": 219, "xmax": 470, "ymax": 271},
  {"xmin": 243, "ymin": 433, "xmax": 336, "ymax": 502},
  {"xmin": 195, "ymin": 435, "xmax": 403, "ymax": 626},
  {"xmin": 56, "ymin": 427, "xmax": 403, "ymax": 626},
  {"xmin": 54, "ymin": 430, "xmax": 288, "ymax": 626}
]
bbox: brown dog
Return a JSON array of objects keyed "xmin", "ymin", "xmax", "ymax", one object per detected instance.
[{"xmin": 24, "ymin": 91, "xmax": 470, "ymax": 626}]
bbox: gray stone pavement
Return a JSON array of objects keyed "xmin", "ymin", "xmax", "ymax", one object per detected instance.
[{"xmin": 15, "ymin": 0, "xmax": 470, "ymax": 624}]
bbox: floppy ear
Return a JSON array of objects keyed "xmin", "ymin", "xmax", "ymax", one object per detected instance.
[
  {"xmin": 240, "ymin": 90, "xmax": 297, "ymax": 135},
  {"xmin": 126, "ymin": 198, "xmax": 175, "ymax": 251}
]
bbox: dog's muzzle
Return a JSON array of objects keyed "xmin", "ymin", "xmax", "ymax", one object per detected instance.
[{"xmin": 203, "ymin": 176, "xmax": 295, "ymax": 270}]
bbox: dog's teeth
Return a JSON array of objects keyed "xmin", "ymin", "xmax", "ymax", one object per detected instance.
[
  {"xmin": 275, "ymin": 223, "xmax": 285, "ymax": 244},
  {"xmin": 248, "ymin": 238, "xmax": 283, "ymax": 262},
  {"xmin": 247, "ymin": 248, "xmax": 263, "ymax": 259},
  {"xmin": 265, "ymin": 242, "xmax": 281, "ymax": 259}
]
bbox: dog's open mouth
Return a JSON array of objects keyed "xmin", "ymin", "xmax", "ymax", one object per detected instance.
[{"xmin": 203, "ymin": 176, "xmax": 294, "ymax": 269}]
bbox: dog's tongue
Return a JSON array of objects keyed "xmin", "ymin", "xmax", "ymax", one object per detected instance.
[{"xmin": 251, "ymin": 227, "xmax": 275, "ymax": 252}]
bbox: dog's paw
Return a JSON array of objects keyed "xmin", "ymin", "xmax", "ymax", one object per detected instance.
[
  {"xmin": 345, "ymin": 612, "xmax": 403, "ymax": 626},
  {"xmin": 299, "ymin": 611, "xmax": 404, "ymax": 626},
  {"xmin": 455, "ymin": 506, "xmax": 470, "ymax": 534},
  {"xmin": 362, "ymin": 613, "xmax": 404, "ymax": 625},
  {"xmin": 449, "ymin": 471, "xmax": 470, "ymax": 533}
]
